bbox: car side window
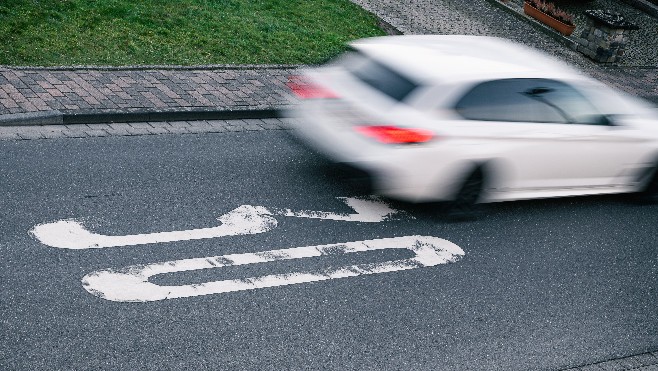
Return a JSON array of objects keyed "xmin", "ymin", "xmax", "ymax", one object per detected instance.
[
  {"xmin": 454, "ymin": 78, "xmax": 603, "ymax": 124},
  {"xmin": 342, "ymin": 51, "xmax": 419, "ymax": 102}
]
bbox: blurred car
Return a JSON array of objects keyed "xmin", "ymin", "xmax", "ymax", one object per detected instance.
[{"xmin": 283, "ymin": 35, "xmax": 658, "ymax": 214}]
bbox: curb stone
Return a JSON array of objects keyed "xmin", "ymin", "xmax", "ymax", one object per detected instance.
[
  {"xmin": 621, "ymin": 0, "xmax": 658, "ymax": 19},
  {"xmin": 0, "ymin": 111, "xmax": 63, "ymax": 126},
  {"xmin": 61, "ymin": 108, "xmax": 283, "ymax": 125},
  {"xmin": 0, "ymin": 108, "xmax": 284, "ymax": 127},
  {"xmin": 0, "ymin": 117, "xmax": 293, "ymax": 141}
]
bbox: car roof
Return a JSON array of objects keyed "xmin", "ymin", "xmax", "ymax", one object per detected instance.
[{"xmin": 349, "ymin": 35, "xmax": 584, "ymax": 84}]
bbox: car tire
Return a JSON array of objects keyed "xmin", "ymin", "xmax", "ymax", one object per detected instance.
[
  {"xmin": 447, "ymin": 167, "xmax": 485, "ymax": 220},
  {"xmin": 636, "ymin": 163, "xmax": 658, "ymax": 204}
]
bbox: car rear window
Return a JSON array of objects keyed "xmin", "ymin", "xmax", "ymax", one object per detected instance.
[{"xmin": 342, "ymin": 51, "xmax": 418, "ymax": 102}]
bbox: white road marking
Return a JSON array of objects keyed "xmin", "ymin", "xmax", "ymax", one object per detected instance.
[
  {"xmin": 29, "ymin": 205, "xmax": 276, "ymax": 249},
  {"xmin": 81, "ymin": 236, "xmax": 464, "ymax": 302},
  {"xmin": 30, "ymin": 197, "xmax": 407, "ymax": 249},
  {"xmin": 273, "ymin": 196, "xmax": 408, "ymax": 222}
]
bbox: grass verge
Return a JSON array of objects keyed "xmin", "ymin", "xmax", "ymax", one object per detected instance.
[{"xmin": 0, "ymin": 0, "xmax": 386, "ymax": 66}]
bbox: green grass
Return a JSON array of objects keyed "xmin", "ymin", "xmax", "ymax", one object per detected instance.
[{"xmin": 0, "ymin": 0, "xmax": 386, "ymax": 66}]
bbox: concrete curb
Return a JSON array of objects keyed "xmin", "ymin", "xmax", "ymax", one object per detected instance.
[
  {"xmin": 62, "ymin": 108, "xmax": 282, "ymax": 125},
  {"xmin": 0, "ymin": 111, "xmax": 64, "ymax": 126},
  {"xmin": 621, "ymin": 0, "xmax": 658, "ymax": 19},
  {"xmin": 0, "ymin": 108, "xmax": 283, "ymax": 127}
]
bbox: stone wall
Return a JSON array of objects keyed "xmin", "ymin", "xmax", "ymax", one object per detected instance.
[
  {"xmin": 575, "ymin": 20, "xmax": 632, "ymax": 63},
  {"xmin": 574, "ymin": 10, "xmax": 639, "ymax": 63}
]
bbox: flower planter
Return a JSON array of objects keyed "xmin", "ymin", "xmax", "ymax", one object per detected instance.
[{"xmin": 523, "ymin": 2, "xmax": 576, "ymax": 36}]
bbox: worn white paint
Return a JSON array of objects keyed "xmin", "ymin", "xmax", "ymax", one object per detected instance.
[
  {"xmin": 81, "ymin": 236, "xmax": 464, "ymax": 302},
  {"xmin": 29, "ymin": 205, "xmax": 276, "ymax": 249},
  {"xmin": 273, "ymin": 196, "xmax": 407, "ymax": 222},
  {"xmin": 31, "ymin": 197, "xmax": 407, "ymax": 249}
]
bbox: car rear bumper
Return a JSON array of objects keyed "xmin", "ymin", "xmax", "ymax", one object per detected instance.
[{"xmin": 282, "ymin": 107, "xmax": 465, "ymax": 203}]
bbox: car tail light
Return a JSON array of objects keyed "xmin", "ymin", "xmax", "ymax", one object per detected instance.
[
  {"xmin": 354, "ymin": 125, "xmax": 434, "ymax": 144},
  {"xmin": 287, "ymin": 75, "xmax": 339, "ymax": 99}
]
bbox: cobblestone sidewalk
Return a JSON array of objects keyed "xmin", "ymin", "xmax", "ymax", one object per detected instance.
[{"xmin": 0, "ymin": 66, "xmax": 297, "ymax": 123}]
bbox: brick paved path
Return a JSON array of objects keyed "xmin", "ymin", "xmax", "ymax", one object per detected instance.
[{"xmin": 0, "ymin": 66, "xmax": 296, "ymax": 117}]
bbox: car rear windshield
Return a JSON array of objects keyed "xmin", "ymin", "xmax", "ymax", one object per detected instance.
[{"xmin": 343, "ymin": 51, "xmax": 418, "ymax": 102}]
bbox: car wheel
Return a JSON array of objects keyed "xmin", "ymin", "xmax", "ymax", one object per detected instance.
[
  {"xmin": 636, "ymin": 163, "xmax": 658, "ymax": 203},
  {"xmin": 447, "ymin": 167, "xmax": 485, "ymax": 220}
]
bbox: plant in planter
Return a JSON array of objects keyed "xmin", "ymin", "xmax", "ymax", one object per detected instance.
[{"xmin": 524, "ymin": 0, "xmax": 576, "ymax": 36}]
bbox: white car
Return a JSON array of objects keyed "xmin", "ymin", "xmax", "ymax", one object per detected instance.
[{"xmin": 284, "ymin": 35, "xmax": 658, "ymax": 214}]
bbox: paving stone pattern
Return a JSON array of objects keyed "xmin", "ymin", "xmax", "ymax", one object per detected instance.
[{"xmin": 0, "ymin": 66, "xmax": 297, "ymax": 116}]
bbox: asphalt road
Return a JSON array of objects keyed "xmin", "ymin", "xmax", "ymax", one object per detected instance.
[{"xmin": 1, "ymin": 130, "xmax": 656, "ymax": 370}]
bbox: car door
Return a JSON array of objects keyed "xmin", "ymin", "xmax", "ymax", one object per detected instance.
[{"xmin": 452, "ymin": 78, "xmax": 646, "ymax": 193}]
